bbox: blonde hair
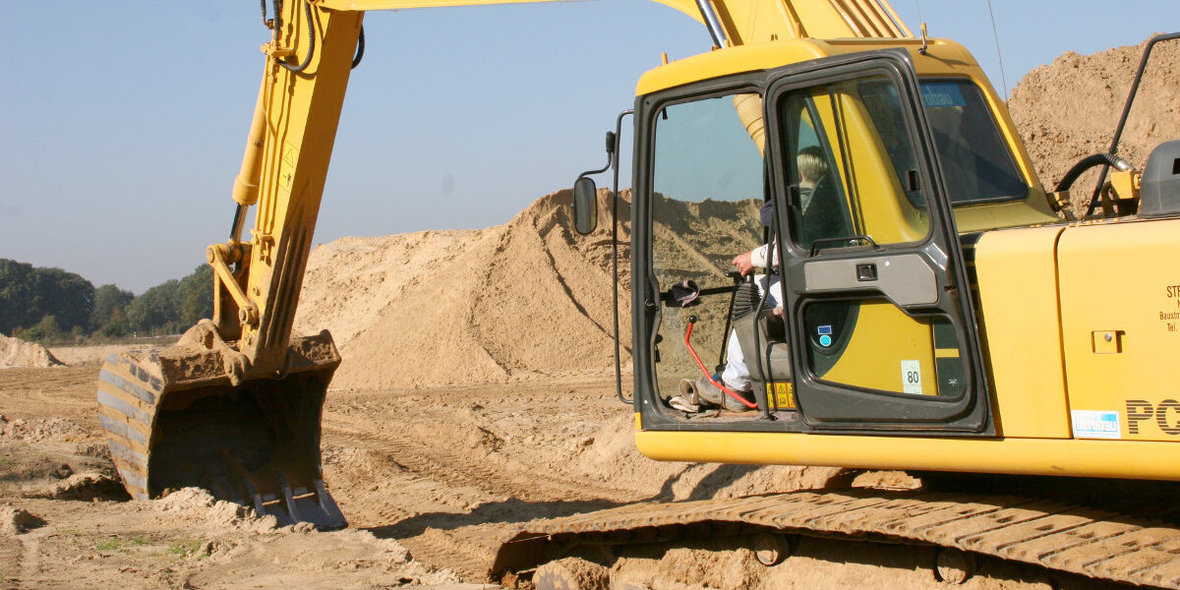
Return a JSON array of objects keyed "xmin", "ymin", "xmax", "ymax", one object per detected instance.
[{"xmin": 796, "ymin": 146, "xmax": 828, "ymax": 183}]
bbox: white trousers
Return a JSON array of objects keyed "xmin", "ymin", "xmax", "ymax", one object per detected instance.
[{"xmin": 720, "ymin": 274, "xmax": 783, "ymax": 391}]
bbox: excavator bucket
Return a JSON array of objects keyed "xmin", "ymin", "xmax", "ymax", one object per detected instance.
[{"xmin": 96, "ymin": 332, "xmax": 346, "ymax": 529}]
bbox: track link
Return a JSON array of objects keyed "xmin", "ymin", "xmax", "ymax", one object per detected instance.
[{"xmin": 492, "ymin": 489, "xmax": 1180, "ymax": 588}]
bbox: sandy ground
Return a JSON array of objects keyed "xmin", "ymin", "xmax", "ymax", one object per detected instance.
[{"xmin": 0, "ymin": 365, "xmax": 1133, "ymax": 590}]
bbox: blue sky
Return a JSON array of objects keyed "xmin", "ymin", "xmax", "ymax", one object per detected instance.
[{"xmin": 0, "ymin": 1, "xmax": 1171, "ymax": 293}]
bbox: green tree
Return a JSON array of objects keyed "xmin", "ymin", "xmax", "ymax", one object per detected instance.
[
  {"xmin": 17, "ymin": 315, "xmax": 63, "ymax": 343},
  {"xmin": 0, "ymin": 259, "xmax": 94, "ymax": 336},
  {"xmin": 176, "ymin": 264, "xmax": 214, "ymax": 326},
  {"xmin": 126, "ymin": 279, "xmax": 180, "ymax": 335},
  {"xmin": 30, "ymin": 267, "xmax": 94, "ymax": 332},
  {"xmin": 0, "ymin": 259, "xmax": 37, "ymax": 334},
  {"xmin": 91, "ymin": 284, "xmax": 135, "ymax": 332}
]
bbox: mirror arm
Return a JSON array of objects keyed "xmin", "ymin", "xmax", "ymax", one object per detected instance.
[{"xmin": 608, "ymin": 110, "xmax": 633, "ymax": 405}]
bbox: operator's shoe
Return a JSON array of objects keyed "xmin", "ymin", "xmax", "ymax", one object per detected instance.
[{"xmin": 691, "ymin": 376, "xmax": 756, "ymax": 412}]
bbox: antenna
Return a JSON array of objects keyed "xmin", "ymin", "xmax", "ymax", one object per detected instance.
[
  {"xmin": 915, "ymin": 0, "xmax": 927, "ymax": 54},
  {"xmin": 986, "ymin": 0, "xmax": 1010, "ymax": 98}
]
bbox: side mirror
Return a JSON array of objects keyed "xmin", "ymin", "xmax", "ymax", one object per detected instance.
[{"xmin": 572, "ymin": 176, "xmax": 598, "ymax": 235}]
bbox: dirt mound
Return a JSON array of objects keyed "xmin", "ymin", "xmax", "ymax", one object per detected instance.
[
  {"xmin": 155, "ymin": 487, "xmax": 281, "ymax": 532},
  {"xmin": 1008, "ymin": 36, "xmax": 1180, "ymax": 214},
  {"xmin": 0, "ymin": 334, "xmax": 63, "ymax": 368},
  {"xmin": 22, "ymin": 472, "xmax": 128, "ymax": 502},
  {"xmin": 47, "ymin": 344, "xmax": 135, "ymax": 367},
  {"xmin": 0, "ymin": 415, "xmax": 90, "ymax": 443},
  {"xmin": 0, "ymin": 506, "xmax": 45, "ymax": 535},
  {"xmin": 294, "ymin": 189, "xmax": 630, "ymax": 390}
]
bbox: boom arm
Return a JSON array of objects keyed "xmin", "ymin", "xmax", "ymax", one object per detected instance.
[{"xmin": 317, "ymin": 0, "xmax": 910, "ymax": 43}]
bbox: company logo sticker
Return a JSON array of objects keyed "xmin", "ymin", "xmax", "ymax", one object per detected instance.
[{"xmin": 1071, "ymin": 410, "xmax": 1121, "ymax": 439}]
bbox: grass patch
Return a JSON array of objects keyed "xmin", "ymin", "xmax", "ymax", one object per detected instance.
[
  {"xmin": 94, "ymin": 535, "xmax": 155, "ymax": 553},
  {"xmin": 167, "ymin": 539, "xmax": 205, "ymax": 557}
]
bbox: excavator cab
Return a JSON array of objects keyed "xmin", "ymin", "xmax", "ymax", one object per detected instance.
[{"xmin": 631, "ymin": 47, "xmax": 994, "ymax": 435}]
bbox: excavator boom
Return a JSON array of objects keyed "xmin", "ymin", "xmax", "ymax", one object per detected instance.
[{"xmin": 315, "ymin": 0, "xmax": 910, "ymax": 44}]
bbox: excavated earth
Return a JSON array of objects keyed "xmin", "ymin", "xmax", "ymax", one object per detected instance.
[{"xmin": 0, "ymin": 37, "xmax": 1176, "ymax": 589}]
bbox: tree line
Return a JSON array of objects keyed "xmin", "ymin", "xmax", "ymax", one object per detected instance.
[{"xmin": 0, "ymin": 258, "xmax": 213, "ymax": 343}]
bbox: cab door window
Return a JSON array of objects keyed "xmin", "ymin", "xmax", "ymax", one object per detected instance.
[
  {"xmin": 648, "ymin": 93, "xmax": 769, "ymax": 401},
  {"xmin": 779, "ymin": 77, "xmax": 931, "ymax": 253}
]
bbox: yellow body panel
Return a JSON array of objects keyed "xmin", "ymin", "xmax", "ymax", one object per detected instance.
[
  {"xmin": 973, "ymin": 225, "xmax": 1071, "ymax": 438},
  {"xmin": 635, "ymin": 424, "xmax": 1180, "ymax": 481},
  {"xmin": 1058, "ymin": 218, "xmax": 1180, "ymax": 442}
]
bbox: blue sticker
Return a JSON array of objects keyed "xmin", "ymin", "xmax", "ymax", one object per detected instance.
[
  {"xmin": 819, "ymin": 334, "xmax": 833, "ymax": 347},
  {"xmin": 922, "ymin": 83, "xmax": 966, "ymax": 108},
  {"xmin": 817, "ymin": 325, "xmax": 833, "ymax": 335}
]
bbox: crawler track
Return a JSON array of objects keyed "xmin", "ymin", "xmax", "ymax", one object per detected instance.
[{"xmin": 493, "ymin": 489, "xmax": 1180, "ymax": 588}]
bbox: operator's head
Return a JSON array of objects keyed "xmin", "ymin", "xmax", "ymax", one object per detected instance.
[{"xmin": 796, "ymin": 145, "xmax": 828, "ymax": 187}]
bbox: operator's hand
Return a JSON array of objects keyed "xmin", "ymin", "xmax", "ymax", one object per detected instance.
[{"xmin": 732, "ymin": 251, "xmax": 755, "ymax": 276}]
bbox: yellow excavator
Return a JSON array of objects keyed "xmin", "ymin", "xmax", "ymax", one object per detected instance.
[{"xmin": 96, "ymin": 0, "xmax": 1180, "ymax": 585}]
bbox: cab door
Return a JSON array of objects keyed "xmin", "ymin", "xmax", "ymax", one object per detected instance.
[{"xmin": 765, "ymin": 50, "xmax": 991, "ymax": 434}]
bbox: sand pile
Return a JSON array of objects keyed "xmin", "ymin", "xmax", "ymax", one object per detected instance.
[
  {"xmin": 294, "ymin": 189, "xmax": 631, "ymax": 390},
  {"xmin": 156, "ymin": 487, "xmax": 281, "ymax": 532},
  {"xmin": 0, "ymin": 333, "xmax": 63, "ymax": 368},
  {"xmin": 1008, "ymin": 36, "xmax": 1180, "ymax": 213}
]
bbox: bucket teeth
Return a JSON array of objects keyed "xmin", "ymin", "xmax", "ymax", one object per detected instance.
[{"xmin": 96, "ymin": 333, "xmax": 346, "ymax": 530}]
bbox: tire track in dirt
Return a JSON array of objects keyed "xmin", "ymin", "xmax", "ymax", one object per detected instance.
[
  {"xmin": 324, "ymin": 413, "xmax": 633, "ymax": 506},
  {"xmin": 319, "ymin": 381, "xmax": 649, "ymax": 581},
  {"xmin": 0, "ymin": 536, "xmax": 22, "ymax": 588},
  {"xmin": 0, "ymin": 368, "xmax": 101, "ymax": 427}
]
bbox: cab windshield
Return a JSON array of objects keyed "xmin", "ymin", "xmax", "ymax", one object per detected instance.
[{"xmin": 859, "ymin": 79, "xmax": 1028, "ymax": 205}]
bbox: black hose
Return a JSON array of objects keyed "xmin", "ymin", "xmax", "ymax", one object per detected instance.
[
  {"xmin": 1056, "ymin": 153, "xmax": 1130, "ymax": 193},
  {"xmin": 272, "ymin": 0, "xmax": 283, "ymax": 40},
  {"xmin": 351, "ymin": 26, "xmax": 365, "ymax": 70},
  {"xmin": 279, "ymin": 0, "xmax": 316, "ymax": 74}
]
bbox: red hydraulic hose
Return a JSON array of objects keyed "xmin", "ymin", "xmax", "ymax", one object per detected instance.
[{"xmin": 684, "ymin": 318, "xmax": 758, "ymax": 409}]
